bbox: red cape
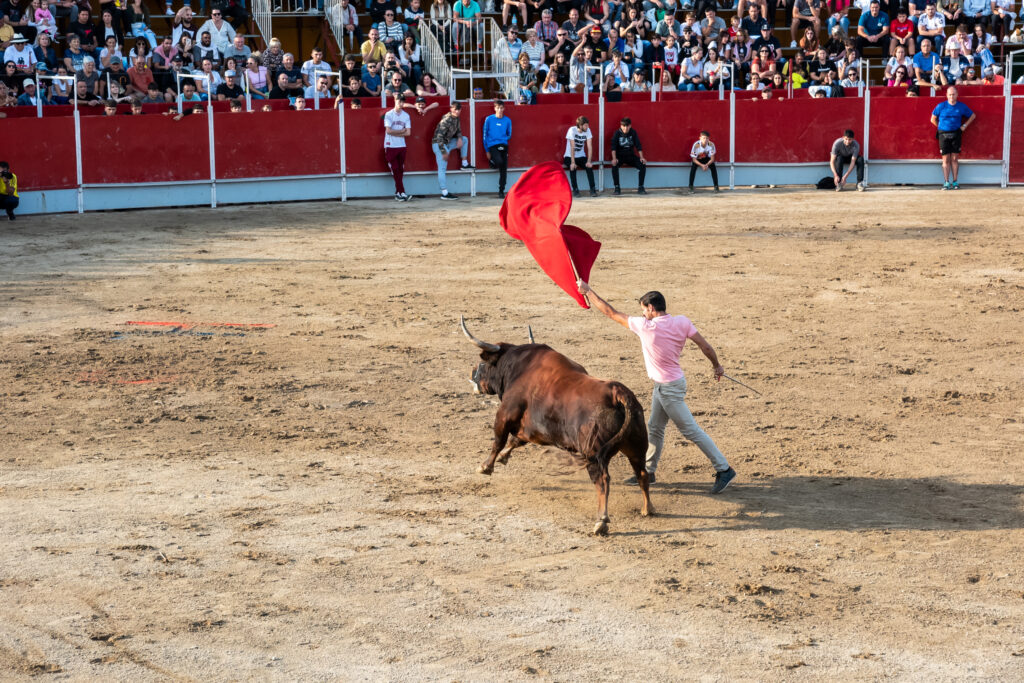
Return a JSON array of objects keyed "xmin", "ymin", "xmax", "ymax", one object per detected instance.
[{"xmin": 499, "ymin": 161, "xmax": 601, "ymax": 308}]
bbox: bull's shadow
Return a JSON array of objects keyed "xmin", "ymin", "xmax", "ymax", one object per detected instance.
[{"xmin": 537, "ymin": 475, "xmax": 1024, "ymax": 532}]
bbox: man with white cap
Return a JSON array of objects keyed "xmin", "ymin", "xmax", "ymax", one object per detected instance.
[
  {"xmin": 16, "ymin": 77, "xmax": 51, "ymax": 105},
  {"xmin": 3, "ymin": 33, "xmax": 36, "ymax": 72}
]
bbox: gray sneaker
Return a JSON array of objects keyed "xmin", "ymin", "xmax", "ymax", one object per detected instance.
[{"xmin": 711, "ymin": 467, "xmax": 736, "ymax": 494}]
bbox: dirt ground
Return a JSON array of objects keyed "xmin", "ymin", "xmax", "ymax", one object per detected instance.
[{"xmin": 1, "ymin": 187, "xmax": 1023, "ymax": 681}]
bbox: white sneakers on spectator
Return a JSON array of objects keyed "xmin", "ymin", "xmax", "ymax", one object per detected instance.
[
  {"xmin": 461, "ymin": 159, "xmax": 469, "ymax": 168},
  {"xmin": 395, "ymin": 192, "xmax": 412, "ymax": 201},
  {"xmin": 857, "ymin": 182, "xmax": 865, "ymax": 192},
  {"xmin": 166, "ymin": 7, "xmax": 174, "ymax": 13},
  {"xmin": 440, "ymin": 190, "xmax": 459, "ymax": 200},
  {"xmin": 790, "ymin": 40, "xmax": 797, "ymax": 47}
]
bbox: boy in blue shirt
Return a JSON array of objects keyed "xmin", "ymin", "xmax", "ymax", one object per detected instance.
[
  {"xmin": 483, "ymin": 99, "xmax": 512, "ymax": 198},
  {"xmin": 930, "ymin": 86, "xmax": 976, "ymax": 190}
]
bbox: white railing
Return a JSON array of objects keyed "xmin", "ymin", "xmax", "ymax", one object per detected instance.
[
  {"xmin": 270, "ymin": 0, "xmax": 321, "ymax": 12},
  {"xmin": 419, "ymin": 18, "xmax": 452, "ymax": 91},
  {"xmin": 422, "ymin": 15, "xmax": 499, "ymax": 74},
  {"xmin": 491, "ymin": 31, "xmax": 516, "ymax": 99},
  {"xmin": 324, "ymin": 0, "xmax": 357, "ymax": 54},
  {"xmin": 252, "ymin": 0, "xmax": 272, "ymax": 48}
]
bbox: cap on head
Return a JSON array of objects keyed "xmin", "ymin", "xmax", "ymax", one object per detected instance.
[
  {"xmin": 22, "ymin": 77, "xmax": 34, "ymax": 88},
  {"xmin": 225, "ymin": 69, "xmax": 236, "ymax": 77}
]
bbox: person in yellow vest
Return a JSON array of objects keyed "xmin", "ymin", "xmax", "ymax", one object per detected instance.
[{"xmin": 0, "ymin": 161, "xmax": 18, "ymax": 221}]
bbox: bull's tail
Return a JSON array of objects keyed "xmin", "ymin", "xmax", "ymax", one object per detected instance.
[{"xmin": 593, "ymin": 383, "xmax": 643, "ymax": 466}]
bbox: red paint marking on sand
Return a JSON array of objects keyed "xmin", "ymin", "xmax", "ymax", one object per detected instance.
[{"xmin": 125, "ymin": 321, "xmax": 276, "ymax": 329}]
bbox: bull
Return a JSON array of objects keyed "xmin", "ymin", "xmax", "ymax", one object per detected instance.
[{"xmin": 460, "ymin": 316, "xmax": 653, "ymax": 535}]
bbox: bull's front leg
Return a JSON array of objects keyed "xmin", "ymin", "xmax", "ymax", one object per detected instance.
[
  {"xmin": 586, "ymin": 459, "xmax": 611, "ymax": 536},
  {"xmin": 479, "ymin": 418, "xmax": 513, "ymax": 476}
]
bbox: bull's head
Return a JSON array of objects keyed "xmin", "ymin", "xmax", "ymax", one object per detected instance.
[{"xmin": 460, "ymin": 316, "xmax": 535, "ymax": 395}]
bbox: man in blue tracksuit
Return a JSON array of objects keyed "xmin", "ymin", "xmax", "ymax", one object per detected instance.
[{"xmin": 483, "ymin": 100, "xmax": 512, "ymax": 198}]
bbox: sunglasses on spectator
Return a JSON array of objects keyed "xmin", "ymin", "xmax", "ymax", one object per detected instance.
[
  {"xmin": 212, "ymin": 11, "xmax": 221, "ymax": 15},
  {"xmin": 385, "ymin": 11, "xmax": 394, "ymax": 15}
]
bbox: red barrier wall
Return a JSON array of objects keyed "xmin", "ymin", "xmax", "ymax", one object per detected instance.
[
  {"xmin": 1010, "ymin": 99, "xmax": 1024, "ymax": 183},
  {"xmin": 603, "ymin": 100, "xmax": 731, "ymax": 162},
  {"xmin": 215, "ymin": 109, "xmax": 341, "ymax": 179},
  {"xmin": 1, "ymin": 116, "xmax": 78, "ymax": 190},
  {"xmin": 869, "ymin": 95, "xmax": 1004, "ymax": 160},
  {"xmin": 735, "ymin": 97, "xmax": 865, "ymax": 163},
  {"xmin": 472, "ymin": 102, "xmax": 600, "ymax": 170},
  {"xmin": 80, "ymin": 114, "xmax": 210, "ymax": 184}
]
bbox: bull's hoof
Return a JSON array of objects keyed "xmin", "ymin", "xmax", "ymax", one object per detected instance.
[
  {"xmin": 641, "ymin": 506, "xmax": 655, "ymax": 518},
  {"xmin": 593, "ymin": 519, "xmax": 609, "ymax": 536},
  {"xmin": 496, "ymin": 453, "xmax": 510, "ymax": 465},
  {"xmin": 478, "ymin": 465, "xmax": 493, "ymax": 475}
]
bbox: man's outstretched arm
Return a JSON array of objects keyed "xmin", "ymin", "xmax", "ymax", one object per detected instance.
[{"xmin": 578, "ymin": 281, "xmax": 630, "ymax": 328}]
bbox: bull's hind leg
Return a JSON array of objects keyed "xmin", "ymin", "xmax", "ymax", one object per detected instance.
[
  {"xmin": 624, "ymin": 447, "xmax": 654, "ymax": 517},
  {"xmin": 586, "ymin": 459, "xmax": 611, "ymax": 536},
  {"xmin": 479, "ymin": 417, "xmax": 515, "ymax": 475}
]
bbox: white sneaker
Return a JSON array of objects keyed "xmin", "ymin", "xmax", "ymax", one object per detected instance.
[
  {"xmin": 402, "ymin": 193, "xmax": 412, "ymax": 201},
  {"xmin": 166, "ymin": 7, "xmax": 174, "ymax": 13},
  {"xmin": 395, "ymin": 192, "xmax": 404, "ymax": 201},
  {"xmin": 308, "ymin": 5, "xmax": 318, "ymax": 11},
  {"xmin": 790, "ymin": 40, "xmax": 797, "ymax": 47},
  {"xmin": 461, "ymin": 159, "xmax": 469, "ymax": 168},
  {"xmin": 857, "ymin": 182, "xmax": 865, "ymax": 192}
]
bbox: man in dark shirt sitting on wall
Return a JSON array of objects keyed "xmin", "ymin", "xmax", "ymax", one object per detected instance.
[{"xmin": 610, "ymin": 116, "xmax": 647, "ymax": 195}]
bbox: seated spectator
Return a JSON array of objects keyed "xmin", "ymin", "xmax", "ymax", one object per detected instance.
[
  {"xmin": 836, "ymin": 43, "xmax": 861, "ymax": 74},
  {"xmin": 177, "ymin": 35, "xmax": 196, "ymax": 70},
  {"xmin": 700, "ymin": 8, "xmax": 727, "ymax": 50},
  {"xmin": 603, "ymin": 26, "xmax": 626, "ymax": 55},
  {"xmin": 278, "ymin": 52, "xmax": 304, "ymax": 96},
  {"xmin": 603, "ymin": 48, "xmax": 629, "ymax": 85},
  {"xmin": 540, "ymin": 68, "xmax": 562, "ymax": 92},
  {"xmin": 128, "ymin": 57, "xmax": 154, "ymax": 98},
  {"xmin": 959, "ymin": 65, "xmax": 983, "ymax": 84},
  {"xmin": 989, "ymin": 0, "xmax": 1014, "ymax": 42},
  {"xmin": 937, "ymin": 0, "xmax": 963, "ymax": 24},
  {"xmin": 68, "ymin": 9, "xmax": 100, "ymax": 55},
  {"xmin": 398, "ymin": 34, "xmax": 423, "ymax": 86},
  {"xmin": 338, "ymin": 74, "xmax": 364, "ymax": 98},
  {"xmin": 749, "ymin": 45, "xmax": 777, "ymax": 85},
  {"xmin": 752, "ymin": 24, "xmax": 781, "ymax": 60},
  {"xmin": 304, "ymin": 73, "xmax": 333, "ymax": 100},
  {"xmin": 4, "ymin": 33, "xmax": 33, "ymax": 73},
  {"xmin": 824, "ymin": 25, "xmax": 848, "ymax": 60},
  {"xmin": 548, "ymin": 27, "xmax": 576, "ymax": 68},
  {"xmin": 783, "ymin": 50, "xmax": 811, "ymax": 86},
  {"xmin": 99, "ymin": 35, "xmax": 123, "ymax": 70},
  {"xmin": 656, "ymin": 11, "xmax": 680, "ymax": 40},
  {"xmin": 703, "ymin": 47, "xmax": 730, "ymax": 89},
  {"xmin": 16, "ymin": 77, "xmax": 50, "ymax": 104},
  {"xmin": 106, "ymin": 80, "xmax": 133, "ymax": 104},
  {"xmin": 626, "ymin": 67, "xmax": 650, "ymax": 91},
  {"xmin": 376, "ymin": 9, "xmax": 405, "ymax": 50},
  {"xmin": 916, "ymin": 3, "xmax": 945, "ymax": 52},
  {"xmin": 165, "ymin": 54, "xmax": 187, "ymax": 98},
  {"xmin": 301, "ymin": 47, "xmax": 332, "ymax": 87},
  {"xmin": 506, "ymin": 27, "xmax": 523, "ymax": 61},
  {"xmin": 172, "ymin": 7, "xmax": 199, "ymax": 46},
  {"xmin": 198, "ymin": 9, "xmax": 236, "ymax": 53},
  {"xmin": 349, "ymin": 98, "xmax": 361, "ymax": 109},
  {"xmin": 679, "ymin": 47, "xmax": 706, "ymax": 90},
  {"xmin": 650, "ymin": 68, "xmax": 676, "ymax": 91},
  {"xmin": 966, "ymin": 23, "xmax": 994, "ymax": 59},
  {"xmin": 293, "ymin": 96, "xmax": 307, "ymax": 110},
  {"xmin": 521, "ymin": 28, "xmax": 547, "ymax": 74},
  {"xmin": 368, "ymin": 0, "xmax": 398, "ymax": 24},
  {"xmin": 216, "ymin": 69, "xmax": 245, "ymax": 103},
  {"xmin": 229, "ymin": 99, "xmax": 242, "ymax": 112},
  {"xmin": 808, "ymin": 46, "xmax": 837, "ymax": 82},
  {"xmin": 104, "ymin": 56, "xmax": 134, "ymax": 97},
  {"xmin": 49, "ymin": 64, "xmax": 73, "ymax": 103},
  {"xmin": 569, "ymin": 43, "xmax": 597, "ymax": 93},
  {"xmin": 31, "ymin": 0, "xmax": 57, "ymax": 40},
  {"xmin": 127, "ymin": 98, "xmax": 144, "ymax": 114},
  {"xmin": 516, "ymin": 52, "xmax": 538, "ymax": 103},
  {"xmin": 74, "ymin": 78, "xmax": 102, "ymax": 105},
  {"xmin": 840, "ymin": 65, "xmax": 863, "ymax": 86},
  {"xmin": 798, "ymin": 25, "xmax": 819, "ymax": 57},
  {"xmin": 663, "ymin": 34, "xmax": 681, "ymax": 74},
  {"xmin": 503, "ymin": 0, "xmax": 527, "ymax": 30},
  {"xmin": 127, "ymin": 0, "xmax": 157, "ymax": 48},
  {"xmin": 193, "ymin": 31, "xmax": 221, "ymax": 70},
  {"xmin": 789, "ymin": 0, "xmax": 823, "ymax": 47},
  {"xmin": 332, "ymin": 0, "xmax": 363, "ymax": 45},
  {"xmin": 361, "ymin": 60, "xmax": 383, "ymax": 96},
  {"xmin": 416, "ymin": 71, "xmax": 446, "ymax": 96},
  {"xmin": 268, "ymin": 72, "xmax": 292, "ymax": 99},
  {"xmin": 856, "ymin": 0, "xmax": 890, "ymax": 54},
  {"xmin": 33, "ymin": 33, "xmax": 56, "ymax": 71},
  {"xmin": 913, "ymin": 38, "xmax": 941, "ymax": 81},
  {"xmin": 127, "ymin": 37, "xmax": 152, "ymax": 69},
  {"xmin": 583, "ymin": 0, "xmax": 609, "ymax": 36},
  {"xmin": 223, "ymin": 34, "xmax": 251, "ymax": 63},
  {"xmin": 98, "ymin": 10, "xmax": 125, "ymax": 50},
  {"xmin": 244, "ymin": 55, "xmax": 269, "ymax": 98},
  {"xmin": 581, "ymin": 25, "xmax": 606, "ymax": 62},
  {"xmin": 621, "ymin": 29, "xmax": 643, "ymax": 70},
  {"xmin": 339, "ymin": 53, "xmax": 360, "ymax": 85},
  {"xmin": 885, "ymin": 43, "xmax": 912, "ymax": 80},
  {"xmin": 152, "ymin": 36, "xmax": 178, "ymax": 88},
  {"xmin": 190, "ymin": 57, "xmax": 220, "ymax": 99},
  {"xmin": 103, "ymin": 99, "xmax": 118, "ymax": 115},
  {"xmin": 360, "ymin": 27, "xmax": 387, "ymax": 65},
  {"xmin": 535, "ymin": 8, "xmax": 559, "ymax": 47},
  {"xmin": 561, "ymin": 8, "xmax": 588, "ymax": 43},
  {"xmin": 961, "ymin": 0, "xmax": 991, "ymax": 30},
  {"xmin": 140, "ymin": 80, "xmax": 168, "ymax": 102},
  {"xmin": 890, "ymin": 7, "xmax": 915, "ymax": 56},
  {"xmin": 1, "ymin": 61, "xmax": 20, "ymax": 95},
  {"xmin": 262, "ymin": 37, "xmax": 285, "ymax": 78},
  {"xmin": 550, "ymin": 51, "xmax": 570, "ymax": 87},
  {"xmin": 943, "ymin": 45, "xmax": 970, "ymax": 82},
  {"xmin": 887, "ymin": 63, "xmax": 913, "ymax": 86}
]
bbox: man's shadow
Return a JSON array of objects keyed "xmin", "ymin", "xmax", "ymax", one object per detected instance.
[{"xmin": 537, "ymin": 476, "xmax": 1024, "ymax": 532}]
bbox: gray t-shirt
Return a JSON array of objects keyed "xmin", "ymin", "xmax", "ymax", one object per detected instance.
[{"xmin": 831, "ymin": 137, "xmax": 860, "ymax": 158}]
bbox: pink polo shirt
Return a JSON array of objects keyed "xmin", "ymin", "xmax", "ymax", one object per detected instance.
[{"xmin": 627, "ymin": 314, "xmax": 697, "ymax": 384}]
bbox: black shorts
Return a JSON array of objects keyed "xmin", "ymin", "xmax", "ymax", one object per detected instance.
[{"xmin": 937, "ymin": 129, "xmax": 962, "ymax": 155}]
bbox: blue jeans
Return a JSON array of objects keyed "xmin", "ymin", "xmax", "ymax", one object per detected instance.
[
  {"xmin": 432, "ymin": 137, "xmax": 466, "ymax": 191},
  {"xmin": 827, "ymin": 14, "xmax": 850, "ymax": 33},
  {"xmin": 645, "ymin": 376, "xmax": 729, "ymax": 475},
  {"xmin": 131, "ymin": 22, "xmax": 158, "ymax": 48},
  {"xmin": 682, "ymin": 81, "xmax": 706, "ymax": 91}
]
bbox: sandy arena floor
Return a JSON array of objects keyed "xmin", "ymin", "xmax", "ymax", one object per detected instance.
[{"xmin": 1, "ymin": 188, "xmax": 1023, "ymax": 681}]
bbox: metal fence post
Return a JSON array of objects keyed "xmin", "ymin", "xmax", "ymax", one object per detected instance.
[
  {"xmin": 339, "ymin": 94, "xmax": 347, "ymax": 201},
  {"xmin": 863, "ymin": 86, "xmax": 871, "ymax": 188},
  {"xmin": 1002, "ymin": 73, "xmax": 1011, "ymax": 188},
  {"xmin": 470, "ymin": 96, "xmax": 477, "ymax": 197},
  {"xmin": 729, "ymin": 88, "xmax": 735, "ymax": 190},
  {"xmin": 598, "ymin": 93, "xmax": 604, "ymax": 192},
  {"xmin": 74, "ymin": 109, "xmax": 83, "ymax": 213}
]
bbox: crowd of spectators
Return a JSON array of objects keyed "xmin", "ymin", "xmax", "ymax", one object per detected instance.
[
  {"xmin": 0, "ymin": 0, "xmax": 1017, "ymax": 112},
  {"xmin": 498, "ymin": 0, "xmax": 1014, "ymax": 101}
]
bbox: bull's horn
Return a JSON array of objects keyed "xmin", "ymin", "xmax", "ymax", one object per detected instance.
[
  {"xmin": 528, "ymin": 326, "xmax": 535, "ymax": 344},
  {"xmin": 460, "ymin": 316, "xmax": 500, "ymax": 352}
]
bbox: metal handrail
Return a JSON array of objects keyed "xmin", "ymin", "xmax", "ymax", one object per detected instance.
[
  {"xmin": 419, "ymin": 18, "xmax": 452, "ymax": 90},
  {"xmin": 35, "ymin": 74, "xmax": 77, "ymax": 117},
  {"xmin": 251, "ymin": 0, "xmax": 272, "ymax": 49},
  {"xmin": 491, "ymin": 31, "xmax": 516, "ymax": 99},
  {"xmin": 324, "ymin": 0, "xmax": 356, "ymax": 54}
]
